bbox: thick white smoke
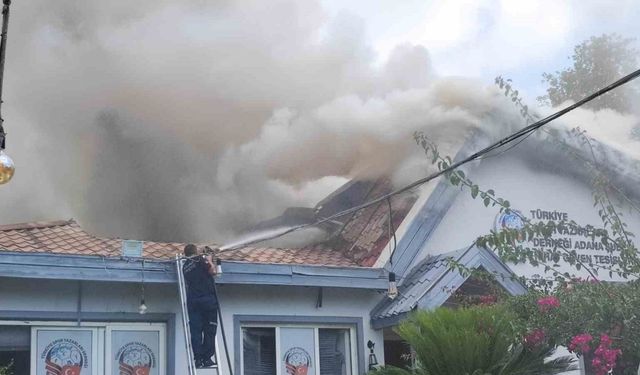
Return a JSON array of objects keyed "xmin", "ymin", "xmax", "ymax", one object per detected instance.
[
  {"xmin": 558, "ymin": 108, "xmax": 640, "ymax": 160},
  {"xmin": 1, "ymin": 0, "xmax": 524, "ymax": 242}
]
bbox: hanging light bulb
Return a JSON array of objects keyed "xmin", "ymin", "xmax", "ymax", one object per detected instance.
[
  {"xmin": 139, "ymin": 259, "xmax": 147, "ymax": 314},
  {"xmin": 388, "ymin": 272, "xmax": 398, "ymax": 300},
  {"xmin": 139, "ymin": 298, "xmax": 148, "ymax": 315},
  {"xmin": 0, "ymin": 149, "xmax": 14, "ymax": 184},
  {"xmin": 0, "ymin": 0, "xmax": 15, "ymax": 187}
]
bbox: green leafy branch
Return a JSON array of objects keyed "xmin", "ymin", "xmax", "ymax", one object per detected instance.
[
  {"xmin": 494, "ymin": 77, "xmax": 639, "ymax": 279},
  {"xmin": 415, "ymin": 132, "xmax": 604, "ymax": 283}
]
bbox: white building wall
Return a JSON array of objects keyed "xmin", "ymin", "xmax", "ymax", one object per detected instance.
[
  {"xmin": 412, "ymin": 155, "xmax": 640, "ymax": 282},
  {"xmin": 0, "ymin": 277, "xmax": 385, "ymax": 374}
]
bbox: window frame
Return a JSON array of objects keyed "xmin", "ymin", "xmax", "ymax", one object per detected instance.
[
  {"xmin": 237, "ymin": 317, "xmax": 362, "ymax": 375},
  {"xmin": 30, "ymin": 326, "xmax": 100, "ymax": 375},
  {"xmin": 317, "ymin": 327, "xmax": 355, "ymax": 375},
  {"xmin": 0, "ymin": 320, "xmax": 165, "ymax": 375},
  {"xmin": 105, "ymin": 324, "xmax": 166, "ymax": 375}
]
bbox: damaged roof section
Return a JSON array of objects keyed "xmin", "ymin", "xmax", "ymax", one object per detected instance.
[
  {"xmin": 251, "ymin": 177, "xmax": 419, "ymax": 267},
  {"xmin": 320, "ymin": 178, "xmax": 418, "ymax": 266}
]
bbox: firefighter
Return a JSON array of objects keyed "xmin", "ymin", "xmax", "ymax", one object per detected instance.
[{"xmin": 182, "ymin": 244, "xmax": 218, "ymax": 368}]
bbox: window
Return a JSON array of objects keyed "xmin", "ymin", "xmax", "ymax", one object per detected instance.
[
  {"xmin": 241, "ymin": 325, "xmax": 356, "ymax": 375},
  {"xmin": 0, "ymin": 326, "xmax": 30, "ymax": 374},
  {"xmin": 319, "ymin": 329, "xmax": 351, "ymax": 375},
  {"xmin": 0, "ymin": 321, "xmax": 165, "ymax": 375},
  {"xmin": 243, "ymin": 327, "xmax": 276, "ymax": 375}
]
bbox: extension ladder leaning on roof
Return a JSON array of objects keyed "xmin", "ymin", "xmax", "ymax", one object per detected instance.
[{"xmin": 176, "ymin": 255, "xmax": 232, "ymax": 375}]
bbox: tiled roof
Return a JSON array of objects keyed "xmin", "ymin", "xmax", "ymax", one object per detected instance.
[
  {"xmin": 216, "ymin": 244, "xmax": 356, "ymax": 267},
  {"xmin": 0, "ymin": 219, "xmax": 357, "ymax": 267},
  {"xmin": 325, "ymin": 179, "xmax": 418, "ymax": 266}
]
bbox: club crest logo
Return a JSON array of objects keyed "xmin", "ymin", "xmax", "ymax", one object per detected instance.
[
  {"xmin": 284, "ymin": 347, "xmax": 311, "ymax": 375},
  {"xmin": 495, "ymin": 210, "xmax": 525, "ymax": 241},
  {"xmin": 41, "ymin": 338, "xmax": 88, "ymax": 375},
  {"xmin": 116, "ymin": 342, "xmax": 156, "ymax": 375},
  {"xmin": 495, "ymin": 210, "xmax": 525, "ymax": 230}
]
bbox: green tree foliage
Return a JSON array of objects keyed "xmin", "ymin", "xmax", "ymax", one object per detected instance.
[
  {"xmin": 538, "ymin": 34, "xmax": 639, "ymax": 112},
  {"xmin": 0, "ymin": 361, "xmax": 13, "ymax": 375},
  {"xmin": 370, "ymin": 307, "xmax": 575, "ymax": 375}
]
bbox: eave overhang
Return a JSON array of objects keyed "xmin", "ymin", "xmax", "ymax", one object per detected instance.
[{"xmin": 0, "ymin": 250, "xmax": 388, "ymax": 290}]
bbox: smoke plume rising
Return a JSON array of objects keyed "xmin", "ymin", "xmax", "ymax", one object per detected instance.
[{"xmin": 1, "ymin": 0, "xmax": 527, "ymax": 242}]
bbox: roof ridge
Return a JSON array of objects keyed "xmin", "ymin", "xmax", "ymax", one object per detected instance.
[{"xmin": 0, "ymin": 218, "xmax": 76, "ymax": 232}]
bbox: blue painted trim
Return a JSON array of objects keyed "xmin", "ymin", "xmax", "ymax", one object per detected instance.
[
  {"xmin": 234, "ymin": 315, "xmax": 365, "ymax": 375},
  {"xmin": 0, "ymin": 251, "xmax": 176, "ymax": 283},
  {"xmin": 0, "ymin": 251, "xmax": 387, "ymax": 290},
  {"xmin": 387, "ymin": 135, "xmax": 481, "ymax": 280},
  {"xmin": 218, "ymin": 262, "xmax": 388, "ymax": 290},
  {"xmin": 0, "ymin": 310, "xmax": 176, "ymax": 375},
  {"xmin": 387, "ymin": 178, "xmax": 459, "ymax": 278},
  {"xmin": 371, "ymin": 246, "xmax": 527, "ymax": 328},
  {"xmin": 370, "ymin": 312, "xmax": 408, "ymax": 330},
  {"xmin": 414, "ymin": 246, "xmax": 527, "ymax": 307}
]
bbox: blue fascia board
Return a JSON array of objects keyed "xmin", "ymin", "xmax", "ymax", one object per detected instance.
[
  {"xmin": 218, "ymin": 261, "xmax": 388, "ymax": 290},
  {"xmin": 370, "ymin": 246, "xmax": 527, "ymax": 327},
  {"xmin": 371, "ymin": 311, "xmax": 408, "ymax": 329},
  {"xmin": 0, "ymin": 251, "xmax": 388, "ymax": 290},
  {"xmin": 387, "ymin": 177, "xmax": 458, "ymax": 277},
  {"xmin": 0, "ymin": 250, "xmax": 176, "ymax": 283}
]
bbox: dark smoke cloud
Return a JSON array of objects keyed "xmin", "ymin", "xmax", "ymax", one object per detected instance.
[{"xmin": 0, "ymin": 0, "xmax": 520, "ymax": 242}]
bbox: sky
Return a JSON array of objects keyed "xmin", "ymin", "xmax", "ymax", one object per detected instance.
[
  {"xmin": 0, "ymin": 0, "xmax": 638, "ymax": 243},
  {"xmin": 322, "ymin": 0, "xmax": 640, "ymax": 99}
]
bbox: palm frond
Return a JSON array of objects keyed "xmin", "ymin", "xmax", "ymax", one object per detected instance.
[{"xmin": 377, "ymin": 306, "xmax": 575, "ymax": 375}]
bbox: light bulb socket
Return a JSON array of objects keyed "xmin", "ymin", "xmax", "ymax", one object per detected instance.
[
  {"xmin": 138, "ymin": 299, "xmax": 147, "ymax": 315},
  {"xmin": 387, "ymin": 272, "xmax": 398, "ymax": 300}
]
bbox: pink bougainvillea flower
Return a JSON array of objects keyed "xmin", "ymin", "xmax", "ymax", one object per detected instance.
[
  {"xmin": 478, "ymin": 294, "xmax": 497, "ymax": 305},
  {"xmin": 598, "ymin": 334, "xmax": 612, "ymax": 347},
  {"xmin": 568, "ymin": 333, "xmax": 593, "ymax": 354},
  {"xmin": 537, "ymin": 296, "xmax": 560, "ymax": 312},
  {"xmin": 590, "ymin": 334, "xmax": 622, "ymax": 375},
  {"xmin": 523, "ymin": 329, "xmax": 546, "ymax": 348}
]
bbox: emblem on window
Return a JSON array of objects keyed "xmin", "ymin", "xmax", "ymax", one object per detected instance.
[
  {"xmin": 42, "ymin": 338, "xmax": 88, "ymax": 375},
  {"xmin": 117, "ymin": 342, "xmax": 156, "ymax": 375},
  {"xmin": 284, "ymin": 347, "xmax": 312, "ymax": 375}
]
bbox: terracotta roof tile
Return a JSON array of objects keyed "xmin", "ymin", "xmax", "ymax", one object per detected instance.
[
  {"xmin": 328, "ymin": 179, "xmax": 418, "ymax": 266},
  {"xmin": 0, "ymin": 219, "xmax": 357, "ymax": 267}
]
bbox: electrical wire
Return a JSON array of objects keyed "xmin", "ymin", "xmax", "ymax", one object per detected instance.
[
  {"xmin": 216, "ymin": 68, "xmax": 640, "ymax": 252},
  {"xmin": 477, "ymin": 128, "xmax": 537, "ymax": 160},
  {"xmin": 386, "ymin": 197, "xmax": 397, "ymax": 265}
]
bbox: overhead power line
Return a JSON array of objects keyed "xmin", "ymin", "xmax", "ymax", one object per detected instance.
[{"xmin": 220, "ymin": 68, "xmax": 640, "ymax": 252}]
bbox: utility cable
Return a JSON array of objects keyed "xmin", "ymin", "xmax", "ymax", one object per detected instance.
[
  {"xmin": 386, "ymin": 197, "xmax": 397, "ymax": 265},
  {"xmin": 216, "ymin": 68, "xmax": 640, "ymax": 252}
]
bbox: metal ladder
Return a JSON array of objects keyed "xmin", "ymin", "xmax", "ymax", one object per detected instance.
[{"xmin": 176, "ymin": 256, "xmax": 221, "ymax": 375}]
